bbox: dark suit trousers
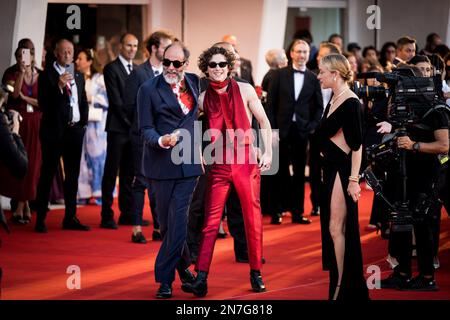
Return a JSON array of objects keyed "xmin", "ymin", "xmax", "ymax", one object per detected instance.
[
  {"xmin": 279, "ymin": 125, "xmax": 308, "ymax": 216},
  {"xmin": 151, "ymin": 177, "xmax": 198, "ymax": 284},
  {"xmin": 35, "ymin": 126, "xmax": 85, "ymax": 221},
  {"xmin": 101, "ymin": 132, "xmax": 134, "ymax": 221},
  {"xmin": 130, "ymin": 133, "xmax": 158, "ymax": 227},
  {"xmin": 308, "ymin": 131, "xmax": 321, "ymax": 210}
]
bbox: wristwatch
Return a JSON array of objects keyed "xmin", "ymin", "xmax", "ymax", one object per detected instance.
[{"xmin": 412, "ymin": 142, "xmax": 420, "ymax": 153}]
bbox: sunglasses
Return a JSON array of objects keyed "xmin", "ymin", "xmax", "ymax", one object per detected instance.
[
  {"xmin": 162, "ymin": 59, "xmax": 185, "ymax": 68},
  {"xmin": 208, "ymin": 61, "xmax": 228, "ymax": 68}
]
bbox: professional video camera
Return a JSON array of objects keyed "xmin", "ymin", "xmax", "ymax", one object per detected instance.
[
  {"xmin": 353, "ymin": 68, "xmax": 446, "ymax": 124},
  {"xmin": 0, "ymin": 84, "xmax": 18, "ymax": 130},
  {"xmin": 355, "ymin": 68, "xmax": 449, "ymax": 232}
]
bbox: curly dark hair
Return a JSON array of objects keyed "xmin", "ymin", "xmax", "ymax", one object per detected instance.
[{"xmin": 198, "ymin": 46, "xmax": 236, "ymax": 77}]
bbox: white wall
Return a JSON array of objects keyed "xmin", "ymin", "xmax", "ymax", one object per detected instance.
[
  {"xmin": 377, "ymin": 0, "xmax": 450, "ymax": 50},
  {"xmin": 12, "ymin": 0, "xmax": 48, "ymax": 69}
]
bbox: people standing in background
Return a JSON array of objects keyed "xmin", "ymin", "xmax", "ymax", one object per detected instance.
[
  {"xmin": 34, "ymin": 38, "xmax": 90, "ymax": 233},
  {"xmin": 124, "ymin": 30, "xmax": 174, "ymax": 244},
  {"xmin": 76, "ymin": 49, "xmax": 109, "ymax": 206},
  {"xmin": 266, "ymin": 39, "xmax": 323, "ymax": 225},
  {"xmin": 222, "ymin": 35, "xmax": 255, "ymax": 86},
  {"xmin": 379, "ymin": 42, "xmax": 397, "ymax": 71},
  {"xmin": 393, "ymin": 36, "xmax": 416, "ymax": 65},
  {"xmin": 260, "ymin": 48, "xmax": 288, "ymax": 224},
  {"xmin": 0, "ymin": 42, "xmax": 41, "ymax": 224},
  {"xmin": 328, "ymin": 34, "xmax": 343, "ymax": 51},
  {"xmin": 100, "ymin": 33, "xmax": 142, "ymax": 230}
]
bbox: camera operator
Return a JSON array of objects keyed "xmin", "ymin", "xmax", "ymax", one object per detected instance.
[
  {"xmin": 380, "ymin": 66, "xmax": 449, "ymax": 291},
  {"xmin": 0, "ymin": 88, "xmax": 28, "ymax": 293}
]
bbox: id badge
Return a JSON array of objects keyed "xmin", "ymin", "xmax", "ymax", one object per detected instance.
[{"xmin": 26, "ymin": 103, "xmax": 34, "ymax": 113}]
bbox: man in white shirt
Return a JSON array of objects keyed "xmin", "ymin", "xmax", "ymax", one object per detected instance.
[
  {"xmin": 266, "ymin": 39, "xmax": 323, "ymax": 224},
  {"xmin": 35, "ymin": 39, "xmax": 90, "ymax": 233}
]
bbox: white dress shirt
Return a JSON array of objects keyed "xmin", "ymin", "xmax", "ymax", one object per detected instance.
[
  {"xmin": 152, "ymin": 64, "xmax": 163, "ymax": 76},
  {"xmin": 118, "ymin": 54, "xmax": 133, "ymax": 75},
  {"xmin": 292, "ymin": 65, "xmax": 306, "ymax": 122},
  {"xmin": 54, "ymin": 61, "xmax": 80, "ymax": 123}
]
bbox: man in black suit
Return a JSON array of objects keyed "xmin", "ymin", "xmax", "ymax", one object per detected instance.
[
  {"xmin": 393, "ymin": 36, "xmax": 416, "ymax": 66},
  {"xmin": 34, "ymin": 39, "xmax": 90, "ymax": 233},
  {"xmin": 222, "ymin": 35, "xmax": 254, "ymax": 86},
  {"xmin": 101, "ymin": 33, "xmax": 140, "ymax": 229},
  {"xmin": 266, "ymin": 39, "xmax": 323, "ymax": 224},
  {"xmin": 124, "ymin": 30, "xmax": 174, "ymax": 243},
  {"xmin": 137, "ymin": 42, "xmax": 202, "ymax": 298}
]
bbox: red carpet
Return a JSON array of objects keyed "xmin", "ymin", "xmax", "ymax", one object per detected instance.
[{"xmin": 0, "ymin": 184, "xmax": 449, "ymax": 300}]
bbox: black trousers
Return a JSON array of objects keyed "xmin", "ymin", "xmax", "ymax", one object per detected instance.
[
  {"xmin": 101, "ymin": 131, "xmax": 134, "ymax": 221},
  {"xmin": 35, "ymin": 125, "xmax": 85, "ymax": 221},
  {"xmin": 308, "ymin": 131, "xmax": 321, "ymax": 211},
  {"xmin": 187, "ymin": 165, "xmax": 248, "ymax": 261},
  {"xmin": 130, "ymin": 133, "xmax": 158, "ymax": 227},
  {"xmin": 278, "ymin": 125, "xmax": 308, "ymax": 216}
]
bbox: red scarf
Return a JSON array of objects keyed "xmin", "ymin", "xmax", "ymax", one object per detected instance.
[{"xmin": 204, "ymin": 78, "xmax": 253, "ymax": 145}]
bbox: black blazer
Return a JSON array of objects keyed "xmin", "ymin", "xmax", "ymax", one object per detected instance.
[
  {"xmin": 240, "ymin": 57, "xmax": 254, "ymax": 87},
  {"xmin": 104, "ymin": 58, "xmax": 137, "ymax": 133},
  {"xmin": 137, "ymin": 72, "xmax": 203, "ymax": 180},
  {"xmin": 38, "ymin": 65, "xmax": 88, "ymax": 142},
  {"xmin": 124, "ymin": 60, "xmax": 156, "ymax": 135},
  {"xmin": 266, "ymin": 66, "xmax": 323, "ymax": 140}
]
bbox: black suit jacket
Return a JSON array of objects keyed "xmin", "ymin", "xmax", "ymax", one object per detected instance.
[
  {"xmin": 266, "ymin": 66, "xmax": 323, "ymax": 140},
  {"xmin": 137, "ymin": 72, "xmax": 203, "ymax": 180},
  {"xmin": 240, "ymin": 57, "xmax": 254, "ymax": 87},
  {"xmin": 124, "ymin": 60, "xmax": 156, "ymax": 135},
  {"xmin": 38, "ymin": 65, "xmax": 88, "ymax": 142},
  {"xmin": 104, "ymin": 58, "xmax": 137, "ymax": 133}
]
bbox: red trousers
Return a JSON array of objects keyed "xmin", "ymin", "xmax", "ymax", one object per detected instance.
[{"xmin": 196, "ymin": 162, "xmax": 263, "ymax": 272}]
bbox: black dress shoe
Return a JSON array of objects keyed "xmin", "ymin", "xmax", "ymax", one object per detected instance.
[
  {"xmin": 156, "ymin": 283, "xmax": 172, "ymax": 299},
  {"xmin": 181, "ymin": 271, "xmax": 208, "ymax": 297},
  {"xmin": 310, "ymin": 208, "xmax": 320, "ymax": 216},
  {"xmin": 178, "ymin": 268, "xmax": 195, "ymax": 284},
  {"xmin": 131, "ymin": 232, "xmax": 147, "ymax": 244},
  {"xmin": 35, "ymin": 220, "xmax": 48, "ymax": 233},
  {"xmin": 62, "ymin": 217, "xmax": 91, "ymax": 231},
  {"xmin": 292, "ymin": 216, "xmax": 312, "ymax": 224},
  {"xmin": 270, "ymin": 213, "xmax": 282, "ymax": 225},
  {"xmin": 100, "ymin": 219, "xmax": 118, "ymax": 229},
  {"xmin": 152, "ymin": 230, "xmax": 162, "ymax": 241},
  {"xmin": 236, "ymin": 256, "xmax": 266, "ymax": 264},
  {"xmin": 250, "ymin": 270, "xmax": 266, "ymax": 292}
]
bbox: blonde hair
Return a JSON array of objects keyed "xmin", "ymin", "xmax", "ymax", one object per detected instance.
[{"xmin": 320, "ymin": 54, "xmax": 353, "ymax": 83}]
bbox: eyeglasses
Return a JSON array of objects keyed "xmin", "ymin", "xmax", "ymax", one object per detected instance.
[
  {"xmin": 208, "ymin": 61, "xmax": 228, "ymax": 68},
  {"xmin": 162, "ymin": 59, "xmax": 186, "ymax": 68}
]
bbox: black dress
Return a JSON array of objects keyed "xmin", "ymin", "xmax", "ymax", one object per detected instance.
[{"xmin": 316, "ymin": 96, "xmax": 369, "ymax": 300}]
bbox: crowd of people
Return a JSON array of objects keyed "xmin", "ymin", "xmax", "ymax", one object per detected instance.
[{"xmin": 0, "ymin": 28, "xmax": 449, "ymax": 300}]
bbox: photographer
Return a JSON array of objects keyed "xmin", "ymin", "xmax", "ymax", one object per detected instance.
[
  {"xmin": 0, "ymin": 88, "xmax": 28, "ymax": 289},
  {"xmin": 380, "ymin": 66, "xmax": 449, "ymax": 291}
]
